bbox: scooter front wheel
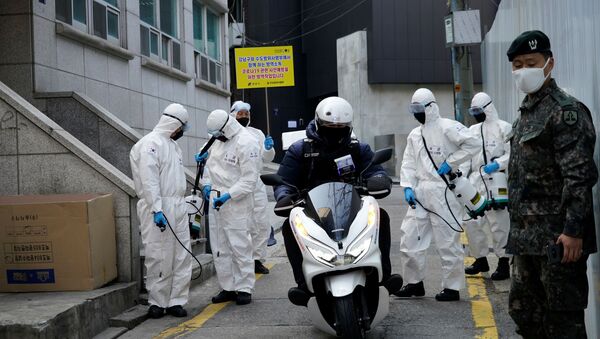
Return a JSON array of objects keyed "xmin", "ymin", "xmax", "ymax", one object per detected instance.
[{"xmin": 334, "ymin": 294, "xmax": 365, "ymax": 339}]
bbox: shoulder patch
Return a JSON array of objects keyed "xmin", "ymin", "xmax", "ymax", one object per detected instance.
[
  {"xmin": 147, "ymin": 146, "xmax": 157, "ymax": 155},
  {"xmin": 563, "ymin": 110, "xmax": 578, "ymax": 126}
]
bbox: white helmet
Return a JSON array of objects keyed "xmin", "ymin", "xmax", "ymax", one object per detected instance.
[
  {"xmin": 162, "ymin": 103, "xmax": 189, "ymax": 131},
  {"xmin": 315, "ymin": 96, "xmax": 353, "ymax": 129}
]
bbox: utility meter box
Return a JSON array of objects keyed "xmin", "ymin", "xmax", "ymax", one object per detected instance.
[
  {"xmin": 0, "ymin": 194, "xmax": 117, "ymax": 292},
  {"xmin": 445, "ymin": 10, "xmax": 482, "ymax": 46}
]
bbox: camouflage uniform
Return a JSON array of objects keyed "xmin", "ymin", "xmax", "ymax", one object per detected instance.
[{"xmin": 506, "ymin": 79, "xmax": 598, "ymax": 338}]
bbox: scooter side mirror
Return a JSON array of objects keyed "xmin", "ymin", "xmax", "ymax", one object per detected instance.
[
  {"xmin": 274, "ymin": 196, "xmax": 295, "ymax": 217},
  {"xmin": 261, "ymin": 174, "xmax": 285, "ymax": 186},
  {"xmin": 367, "ymin": 176, "xmax": 392, "ymax": 199},
  {"xmin": 371, "ymin": 148, "xmax": 393, "ymax": 165}
]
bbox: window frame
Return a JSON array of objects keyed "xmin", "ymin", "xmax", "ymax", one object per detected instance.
[
  {"xmin": 193, "ymin": 1, "xmax": 225, "ymax": 89},
  {"xmin": 55, "ymin": 0, "xmax": 123, "ymax": 47},
  {"xmin": 139, "ymin": 0, "xmax": 183, "ymax": 71}
]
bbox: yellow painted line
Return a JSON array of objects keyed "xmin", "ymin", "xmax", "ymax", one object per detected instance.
[
  {"xmin": 154, "ymin": 263, "xmax": 275, "ymax": 339},
  {"xmin": 464, "ymin": 246, "xmax": 499, "ymax": 338}
]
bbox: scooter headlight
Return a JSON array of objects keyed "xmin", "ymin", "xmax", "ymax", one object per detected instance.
[
  {"xmin": 292, "ymin": 215, "xmax": 308, "ymax": 237},
  {"xmin": 305, "ymin": 243, "xmax": 337, "ymax": 268},
  {"xmin": 346, "ymin": 236, "xmax": 372, "ymax": 260},
  {"xmin": 345, "ymin": 203, "xmax": 377, "ymax": 263},
  {"xmin": 367, "ymin": 203, "xmax": 378, "ymax": 227}
]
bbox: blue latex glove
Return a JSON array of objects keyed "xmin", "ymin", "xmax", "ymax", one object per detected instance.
[
  {"xmin": 404, "ymin": 187, "xmax": 416, "ymax": 205},
  {"xmin": 195, "ymin": 152, "xmax": 208, "ymax": 163},
  {"xmin": 264, "ymin": 136, "xmax": 274, "ymax": 150},
  {"xmin": 202, "ymin": 184, "xmax": 212, "ymax": 200},
  {"xmin": 213, "ymin": 193, "xmax": 231, "ymax": 209},
  {"xmin": 437, "ymin": 161, "xmax": 452, "ymax": 175},
  {"xmin": 483, "ymin": 161, "xmax": 500, "ymax": 174},
  {"xmin": 153, "ymin": 211, "xmax": 167, "ymax": 231}
]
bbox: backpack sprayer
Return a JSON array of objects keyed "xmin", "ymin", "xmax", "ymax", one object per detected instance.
[
  {"xmin": 481, "ymin": 169, "xmax": 508, "ymax": 210},
  {"xmin": 446, "ymin": 170, "xmax": 487, "ymax": 219}
]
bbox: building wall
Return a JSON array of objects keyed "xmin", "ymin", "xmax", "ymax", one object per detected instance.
[
  {"xmin": 1, "ymin": 0, "xmax": 231, "ymax": 168},
  {"xmin": 482, "ymin": 0, "xmax": 600, "ymax": 337},
  {"xmin": 337, "ymin": 31, "xmax": 481, "ymax": 177}
]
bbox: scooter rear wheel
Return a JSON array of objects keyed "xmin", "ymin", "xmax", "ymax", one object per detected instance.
[{"xmin": 334, "ymin": 294, "xmax": 365, "ymax": 339}]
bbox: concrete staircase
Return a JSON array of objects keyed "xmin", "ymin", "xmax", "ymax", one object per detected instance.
[{"xmin": 0, "ymin": 86, "xmax": 213, "ymax": 338}]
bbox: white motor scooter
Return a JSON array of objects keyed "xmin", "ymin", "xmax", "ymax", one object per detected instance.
[{"xmin": 262, "ymin": 148, "xmax": 396, "ymax": 338}]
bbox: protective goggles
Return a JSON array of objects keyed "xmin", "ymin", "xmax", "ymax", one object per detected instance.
[
  {"xmin": 468, "ymin": 101, "xmax": 492, "ymax": 116},
  {"xmin": 408, "ymin": 101, "xmax": 435, "ymax": 114},
  {"xmin": 163, "ymin": 113, "xmax": 189, "ymax": 132}
]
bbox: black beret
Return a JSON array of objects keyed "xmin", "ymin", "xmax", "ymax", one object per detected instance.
[{"xmin": 507, "ymin": 30, "xmax": 552, "ymax": 61}]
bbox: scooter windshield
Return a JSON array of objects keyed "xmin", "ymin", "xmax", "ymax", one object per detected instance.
[{"xmin": 305, "ymin": 182, "xmax": 361, "ymax": 242}]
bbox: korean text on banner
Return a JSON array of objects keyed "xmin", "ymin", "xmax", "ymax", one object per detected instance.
[{"xmin": 235, "ymin": 46, "xmax": 295, "ymax": 89}]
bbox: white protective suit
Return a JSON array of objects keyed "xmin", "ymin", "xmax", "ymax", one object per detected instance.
[
  {"xmin": 130, "ymin": 104, "xmax": 192, "ymax": 308},
  {"xmin": 202, "ymin": 109, "xmax": 261, "ymax": 293},
  {"xmin": 399, "ymin": 88, "xmax": 479, "ymax": 291},
  {"xmin": 230, "ymin": 101, "xmax": 275, "ymax": 262},
  {"xmin": 459, "ymin": 92, "xmax": 512, "ymax": 259}
]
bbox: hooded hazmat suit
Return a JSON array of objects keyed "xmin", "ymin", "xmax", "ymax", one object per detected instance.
[
  {"xmin": 399, "ymin": 88, "xmax": 479, "ymax": 292},
  {"xmin": 230, "ymin": 101, "xmax": 275, "ymax": 263},
  {"xmin": 459, "ymin": 93, "xmax": 512, "ymax": 260},
  {"xmin": 130, "ymin": 104, "xmax": 192, "ymax": 309},
  {"xmin": 202, "ymin": 109, "xmax": 261, "ymax": 294}
]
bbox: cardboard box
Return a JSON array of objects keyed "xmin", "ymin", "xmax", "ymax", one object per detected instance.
[{"xmin": 0, "ymin": 194, "xmax": 117, "ymax": 292}]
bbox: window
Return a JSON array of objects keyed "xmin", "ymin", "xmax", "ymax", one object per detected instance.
[
  {"xmin": 56, "ymin": 0, "xmax": 122, "ymax": 45},
  {"xmin": 193, "ymin": 1, "xmax": 224, "ymax": 88},
  {"xmin": 139, "ymin": 0, "xmax": 182, "ymax": 70}
]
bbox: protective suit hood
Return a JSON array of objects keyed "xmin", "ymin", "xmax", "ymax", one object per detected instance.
[
  {"xmin": 411, "ymin": 88, "xmax": 440, "ymax": 125},
  {"xmin": 471, "ymin": 92, "xmax": 499, "ymax": 121},
  {"xmin": 230, "ymin": 101, "xmax": 252, "ymax": 127},
  {"xmin": 153, "ymin": 103, "xmax": 189, "ymax": 136},
  {"xmin": 207, "ymin": 109, "xmax": 242, "ymax": 139}
]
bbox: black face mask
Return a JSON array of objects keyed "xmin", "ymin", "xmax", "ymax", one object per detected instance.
[
  {"xmin": 236, "ymin": 117, "xmax": 250, "ymax": 127},
  {"xmin": 171, "ymin": 129, "xmax": 184, "ymax": 141},
  {"xmin": 217, "ymin": 135, "xmax": 229, "ymax": 142},
  {"xmin": 474, "ymin": 113, "xmax": 487, "ymax": 123},
  {"xmin": 318, "ymin": 126, "xmax": 351, "ymax": 145},
  {"xmin": 414, "ymin": 113, "xmax": 426, "ymax": 124}
]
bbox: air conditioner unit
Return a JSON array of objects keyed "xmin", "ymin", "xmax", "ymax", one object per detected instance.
[{"xmin": 229, "ymin": 22, "xmax": 245, "ymax": 47}]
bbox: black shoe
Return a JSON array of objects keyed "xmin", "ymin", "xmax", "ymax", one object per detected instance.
[
  {"xmin": 236, "ymin": 292, "xmax": 252, "ymax": 305},
  {"xmin": 255, "ymin": 260, "xmax": 270, "ymax": 274},
  {"xmin": 288, "ymin": 285, "xmax": 311, "ymax": 307},
  {"xmin": 465, "ymin": 257, "xmax": 490, "ymax": 275},
  {"xmin": 491, "ymin": 257, "xmax": 510, "ymax": 280},
  {"xmin": 382, "ymin": 274, "xmax": 403, "ymax": 294},
  {"xmin": 394, "ymin": 281, "xmax": 425, "ymax": 297},
  {"xmin": 166, "ymin": 305, "xmax": 187, "ymax": 317},
  {"xmin": 147, "ymin": 305, "xmax": 164, "ymax": 319},
  {"xmin": 435, "ymin": 288, "xmax": 460, "ymax": 301},
  {"xmin": 211, "ymin": 290, "xmax": 237, "ymax": 304}
]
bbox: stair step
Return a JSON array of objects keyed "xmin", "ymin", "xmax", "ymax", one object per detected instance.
[
  {"xmin": 92, "ymin": 326, "xmax": 128, "ymax": 339},
  {"xmin": 109, "ymin": 304, "xmax": 148, "ymax": 329}
]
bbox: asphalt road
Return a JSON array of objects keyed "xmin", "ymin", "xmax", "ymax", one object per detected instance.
[{"xmin": 121, "ymin": 186, "xmax": 519, "ymax": 339}]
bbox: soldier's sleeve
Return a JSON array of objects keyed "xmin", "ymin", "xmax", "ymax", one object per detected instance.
[{"xmin": 553, "ymin": 103, "xmax": 598, "ymax": 237}]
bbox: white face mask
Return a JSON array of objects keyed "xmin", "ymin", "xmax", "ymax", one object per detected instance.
[{"xmin": 512, "ymin": 58, "xmax": 551, "ymax": 94}]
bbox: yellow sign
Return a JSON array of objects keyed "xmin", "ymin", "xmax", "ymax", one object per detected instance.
[{"xmin": 234, "ymin": 46, "xmax": 295, "ymax": 89}]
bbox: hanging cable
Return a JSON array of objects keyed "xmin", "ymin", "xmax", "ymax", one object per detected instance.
[{"xmin": 230, "ymin": 0, "xmax": 368, "ymax": 46}]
